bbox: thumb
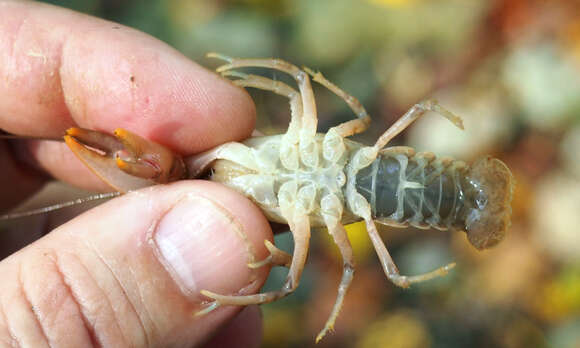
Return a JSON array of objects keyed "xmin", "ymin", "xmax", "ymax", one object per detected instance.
[{"xmin": 0, "ymin": 181, "xmax": 272, "ymax": 347}]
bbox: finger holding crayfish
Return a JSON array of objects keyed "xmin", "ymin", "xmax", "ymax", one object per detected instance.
[{"xmin": 0, "ymin": 17, "xmax": 256, "ymax": 194}]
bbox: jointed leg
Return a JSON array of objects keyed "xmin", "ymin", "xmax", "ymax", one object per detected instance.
[
  {"xmin": 374, "ymin": 100, "xmax": 464, "ymax": 150},
  {"xmin": 207, "ymin": 53, "xmax": 318, "ymax": 142},
  {"xmin": 220, "ymin": 70, "xmax": 303, "ymax": 170},
  {"xmin": 221, "ymin": 70, "xmax": 303, "ymax": 141},
  {"xmin": 248, "ymin": 240, "xmax": 292, "ymax": 269},
  {"xmin": 300, "ymin": 67, "xmax": 372, "ymax": 162},
  {"xmin": 365, "ymin": 217, "xmax": 455, "ymax": 288},
  {"xmin": 346, "ymin": 100, "xmax": 463, "ymax": 176},
  {"xmin": 303, "ymin": 67, "xmax": 371, "ymax": 138},
  {"xmin": 348, "ymin": 193, "xmax": 455, "ymax": 289},
  {"xmin": 196, "ymin": 211, "xmax": 311, "ymax": 314},
  {"xmin": 316, "ymin": 222, "xmax": 355, "ymax": 343}
]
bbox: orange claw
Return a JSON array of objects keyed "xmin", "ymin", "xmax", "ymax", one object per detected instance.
[{"xmin": 64, "ymin": 128, "xmax": 186, "ymax": 193}]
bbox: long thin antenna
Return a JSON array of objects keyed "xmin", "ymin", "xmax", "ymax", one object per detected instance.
[
  {"xmin": 0, "ymin": 130, "xmax": 62, "ymax": 142},
  {"xmin": 0, "ymin": 192, "xmax": 121, "ymax": 220},
  {"xmin": 0, "ymin": 134, "xmax": 63, "ymax": 142}
]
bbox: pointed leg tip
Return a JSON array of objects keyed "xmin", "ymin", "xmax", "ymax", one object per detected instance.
[
  {"xmin": 222, "ymin": 70, "xmax": 249, "ymax": 79},
  {"xmin": 206, "ymin": 52, "xmax": 233, "ymax": 63},
  {"xmin": 194, "ymin": 301, "xmax": 220, "ymax": 317},
  {"xmin": 315, "ymin": 327, "xmax": 333, "ymax": 343},
  {"xmin": 247, "ymin": 257, "xmax": 272, "ymax": 269}
]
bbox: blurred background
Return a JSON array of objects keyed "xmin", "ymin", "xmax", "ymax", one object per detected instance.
[{"xmin": 5, "ymin": 0, "xmax": 580, "ymax": 347}]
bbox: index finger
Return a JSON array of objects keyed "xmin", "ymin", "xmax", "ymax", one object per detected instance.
[{"xmin": 0, "ymin": 1, "xmax": 255, "ymax": 189}]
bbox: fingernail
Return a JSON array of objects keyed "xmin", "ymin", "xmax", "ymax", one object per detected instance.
[{"xmin": 154, "ymin": 195, "xmax": 252, "ymax": 296}]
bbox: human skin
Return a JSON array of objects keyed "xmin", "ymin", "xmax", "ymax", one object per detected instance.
[{"xmin": 0, "ymin": 1, "xmax": 272, "ymax": 347}]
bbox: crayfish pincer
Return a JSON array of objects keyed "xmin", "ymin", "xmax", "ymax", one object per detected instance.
[{"xmin": 63, "ymin": 53, "xmax": 514, "ymax": 342}]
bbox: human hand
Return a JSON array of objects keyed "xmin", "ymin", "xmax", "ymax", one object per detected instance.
[{"xmin": 0, "ymin": 1, "xmax": 273, "ymax": 347}]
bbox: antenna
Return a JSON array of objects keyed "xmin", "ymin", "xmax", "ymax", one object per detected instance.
[
  {"xmin": 0, "ymin": 131, "xmax": 63, "ymax": 142},
  {"xmin": 0, "ymin": 192, "xmax": 121, "ymax": 221}
]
